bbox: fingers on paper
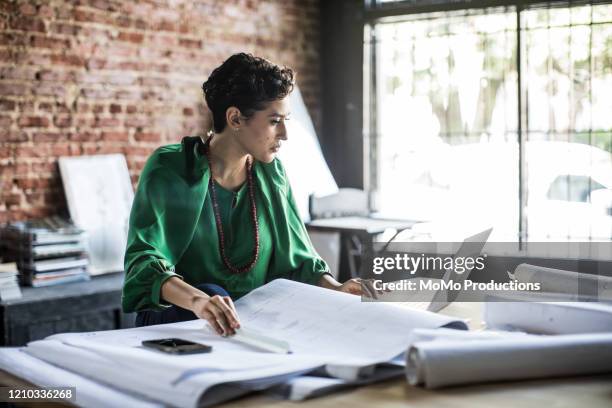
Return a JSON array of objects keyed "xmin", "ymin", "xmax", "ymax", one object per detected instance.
[
  {"xmin": 210, "ymin": 295, "xmax": 239, "ymax": 330},
  {"xmin": 207, "ymin": 296, "xmax": 236, "ymax": 336},
  {"xmin": 362, "ymin": 280, "xmax": 379, "ymax": 299},
  {"xmin": 221, "ymin": 296, "xmax": 241, "ymax": 328},
  {"xmin": 202, "ymin": 310, "xmax": 225, "ymax": 336}
]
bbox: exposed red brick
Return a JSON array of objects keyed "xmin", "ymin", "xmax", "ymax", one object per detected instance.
[
  {"xmin": 95, "ymin": 117, "xmax": 120, "ymax": 127},
  {"xmin": 101, "ymin": 131, "xmax": 129, "ymax": 141},
  {"xmin": 0, "ymin": 99, "xmax": 16, "ymax": 111},
  {"xmin": 0, "ymin": 115, "xmax": 13, "ymax": 127},
  {"xmin": 38, "ymin": 102, "xmax": 53, "ymax": 112},
  {"xmin": 32, "ymin": 132, "xmax": 60, "ymax": 143},
  {"xmin": 69, "ymin": 132, "xmax": 100, "ymax": 142},
  {"xmin": 4, "ymin": 193, "xmax": 22, "ymax": 207},
  {"xmin": 54, "ymin": 114, "xmax": 72, "ymax": 128},
  {"xmin": 51, "ymin": 143, "xmax": 71, "ymax": 156},
  {"xmin": 2, "ymin": 0, "xmax": 321, "ymax": 222},
  {"xmin": 0, "ymin": 83, "xmax": 27, "ymax": 96},
  {"xmin": 134, "ymin": 132, "xmax": 161, "ymax": 142},
  {"xmin": 179, "ymin": 38, "xmax": 201, "ymax": 49},
  {"xmin": 18, "ymin": 116, "xmax": 50, "ymax": 127},
  {"xmin": 50, "ymin": 54, "xmax": 85, "ymax": 67},
  {"xmin": 118, "ymin": 31, "xmax": 144, "ymax": 43},
  {"xmin": 50, "ymin": 22, "xmax": 80, "ymax": 35},
  {"xmin": 38, "ymin": 5, "xmax": 55, "ymax": 19},
  {"xmin": 10, "ymin": 17, "xmax": 46, "ymax": 33},
  {"xmin": 2, "ymin": 131, "xmax": 29, "ymax": 142},
  {"xmin": 30, "ymin": 35, "xmax": 70, "ymax": 49},
  {"xmin": 19, "ymin": 3, "xmax": 37, "ymax": 16}
]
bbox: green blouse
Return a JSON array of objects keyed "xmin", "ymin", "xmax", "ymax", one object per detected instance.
[{"xmin": 122, "ymin": 137, "xmax": 330, "ymax": 313}]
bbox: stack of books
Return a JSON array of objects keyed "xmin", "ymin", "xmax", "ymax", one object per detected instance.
[
  {"xmin": 0, "ymin": 217, "xmax": 90, "ymax": 287},
  {"xmin": 0, "ymin": 262, "xmax": 22, "ymax": 300}
]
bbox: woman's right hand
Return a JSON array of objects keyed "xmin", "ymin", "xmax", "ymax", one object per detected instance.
[{"xmin": 191, "ymin": 295, "xmax": 241, "ymax": 337}]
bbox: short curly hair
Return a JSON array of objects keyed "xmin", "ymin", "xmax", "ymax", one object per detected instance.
[{"xmin": 202, "ymin": 53, "xmax": 295, "ymax": 133}]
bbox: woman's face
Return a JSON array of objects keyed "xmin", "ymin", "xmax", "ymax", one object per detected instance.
[{"xmin": 234, "ymin": 98, "xmax": 290, "ymax": 163}]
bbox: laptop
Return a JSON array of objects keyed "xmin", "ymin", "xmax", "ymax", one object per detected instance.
[{"xmin": 373, "ymin": 228, "xmax": 493, "ymax": 312}]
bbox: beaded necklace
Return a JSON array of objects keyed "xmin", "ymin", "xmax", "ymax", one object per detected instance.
[{"xmin": 204, "ymin": 134, "xmax": 259, "ymax": 274}]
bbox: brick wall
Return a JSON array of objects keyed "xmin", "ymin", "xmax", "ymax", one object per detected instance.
[{"xmin": 0, "ymin": 0, "xmax": 321, "ymax": 222}]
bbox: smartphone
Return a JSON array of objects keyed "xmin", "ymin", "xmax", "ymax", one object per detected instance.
[{"xmin": 142, "ymin": 338, "xmax": 212, "ymax": 355}]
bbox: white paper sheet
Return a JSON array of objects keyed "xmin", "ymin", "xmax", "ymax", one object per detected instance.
[
  {"xmin": 48, "ymin": 279, "xmax": 466, "ymax": 370},
  {"xmin": 0, "ymin": 347, "xmax": 162, "ymax": 408},
  {"xmin": 25, "ymin": 337, "xmax": 322, "ymax": 408},
  {"xmin": 406, "ymin": 332, "xmax": 612, "ymax": 388},
  {"xmin": 406, "ymin": 327, "xmax": 528, "ymax": 344},
  {"xmin": 233, "ymin": 279, "xmax": 467, "ymax": 373},
  {"xmin": 18, "ymin": 279, "xmax": 467, "ymax": 405},
  {"xmin": 272, "ymin": 364, "xmax": 405, "ymax": 401},
  {"xmin": 484, "ymin": 301, "xmax": 612, "ymax": 334}
]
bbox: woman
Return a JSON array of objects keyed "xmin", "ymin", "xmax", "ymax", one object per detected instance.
[{"xmin": 122, "ymin": 53, "xmax": 374, "ymax": 336}]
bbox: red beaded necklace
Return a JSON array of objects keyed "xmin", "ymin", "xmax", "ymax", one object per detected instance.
[{"xmin": 204, "ymin": 134, "xmax": 260, "ymax": 274}]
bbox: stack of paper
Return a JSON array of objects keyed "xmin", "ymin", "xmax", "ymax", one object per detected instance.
[
  {"xmin": 0, "ymin": 217, "xmax": 90, "ymax": 287},
  {"xmin": 0, "ymin": 262, "xmax": 21, "ymax": 300},
  {"xmin": 0, "ymin": 279, "xmax": 467, "ymax": 407}
]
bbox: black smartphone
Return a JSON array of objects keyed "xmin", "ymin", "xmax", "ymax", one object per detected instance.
[{"xmin": 141, "ymin": 338, "xmax": 212, "ymax": 355}]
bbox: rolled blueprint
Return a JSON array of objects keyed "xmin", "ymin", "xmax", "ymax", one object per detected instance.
[
  {"xmin": 509, "ymin": 263, "xmax": 612, "ymax": 299},
  {"xmin": 406, "ymin": 332, "xmax": 612, "ymax": 388},
  {"xmin": 484, "ymin": 301, "xmax": 612, "ymax": 334}
]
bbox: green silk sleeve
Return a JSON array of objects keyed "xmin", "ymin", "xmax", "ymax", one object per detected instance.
[
  {"xmin": 122, "ymin": 165, "xmax": 184, "ymax": 313},
  {"xmin": 122, "ymin": 144, "xmax": 208, "ymax": 313}
]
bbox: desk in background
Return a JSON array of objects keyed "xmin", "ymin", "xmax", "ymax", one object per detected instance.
[{"xmin": 306, "ymin": 216, "xmax": 418, "ymax": 280}]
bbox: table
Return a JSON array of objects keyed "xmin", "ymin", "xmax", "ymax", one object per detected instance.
[
  {"xmin": 306, "ymin": 216, "xmax": 418, "ymax": 279},
  {"xmin": 2, "ymin": 302, "xmax": 611, "ymax": 408}
]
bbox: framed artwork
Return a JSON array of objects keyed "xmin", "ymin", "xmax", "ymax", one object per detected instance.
[{"xmin": 59, "ymin": 154, "xmax": 134, "ymax": 275}]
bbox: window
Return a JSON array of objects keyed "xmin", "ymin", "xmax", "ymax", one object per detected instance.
[{"xmin": 366, "ymin": 2, "xmax": 612, "ymax": 242}]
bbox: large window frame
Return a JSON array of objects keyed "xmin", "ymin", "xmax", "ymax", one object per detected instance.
[{"xmin": 363, "ymin": 0, "xmax": 612, "ymax": 244}]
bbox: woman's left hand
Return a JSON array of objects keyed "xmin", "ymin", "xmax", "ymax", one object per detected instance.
[{"xmin": 335, "ymin": 278, "xmax": 380, "ymax": 299}]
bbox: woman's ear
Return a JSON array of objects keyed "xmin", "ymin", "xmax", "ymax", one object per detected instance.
[{"xmin": 225, "ymin": 107, "xmax": 242, "ymax": 130}]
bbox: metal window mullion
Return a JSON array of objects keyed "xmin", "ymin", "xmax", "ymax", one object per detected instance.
[
  {"xmin": 517, "ymin": 5, "xmax": 528, "ymax": 246},
  {"xmin": 370, "ymin": 25, "xmax": 379, "ymax": 196}
]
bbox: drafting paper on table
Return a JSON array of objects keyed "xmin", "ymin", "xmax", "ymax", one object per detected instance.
[
  {"xmin": 406, "ymin": 331, "xmax": 612, "ymax": 388},
  {"xmin": 0, "ymin": 347, "xmax": 162, "ymax": 408},
  {"xmin": 233, "ymin": 279, "xmax": 467, "ymax": 379},
  {"xmin": 59, "ymin": 154, "xmax": 134, "ymax": 275},
  {"xmin": 25, "ymin": 335, "xmax": 322, "ymax": 408},
  {"xmin": 268, "ymin": 364, "xmax": 405, "ymax": 401},
  {"xmin": 12, "ymin": 279, "xmax": 467, "ymax": 407}
]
